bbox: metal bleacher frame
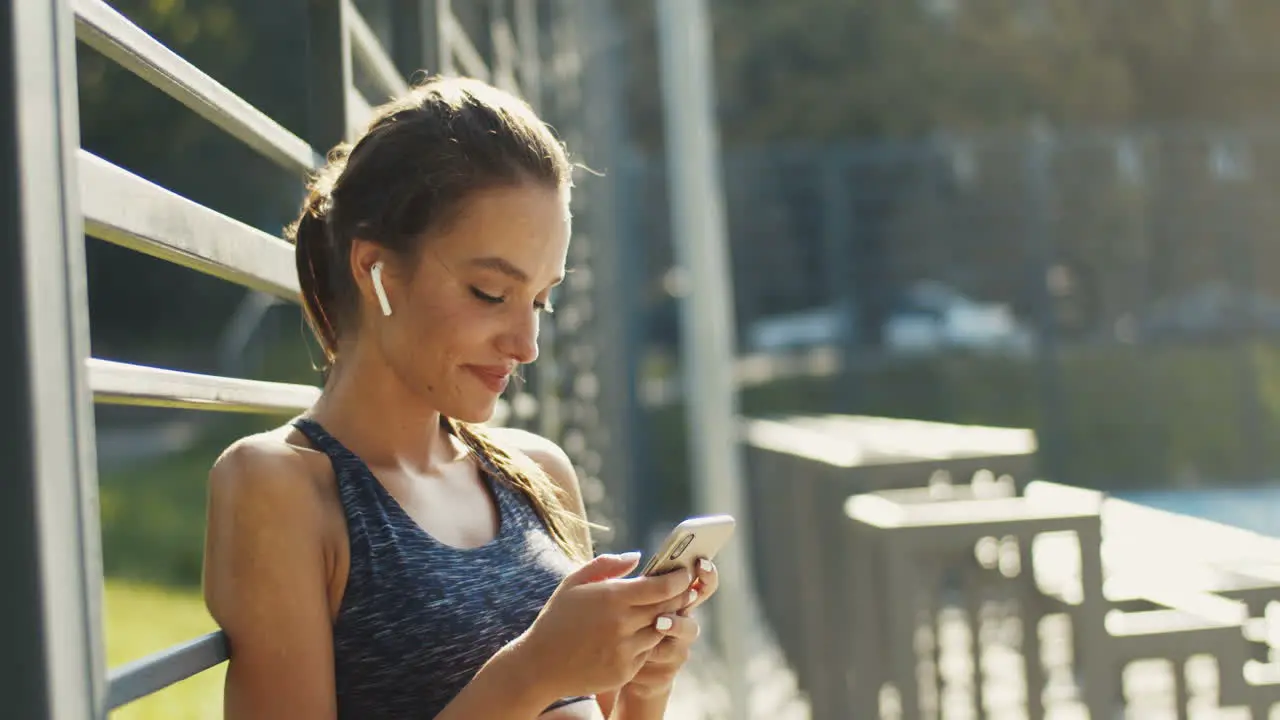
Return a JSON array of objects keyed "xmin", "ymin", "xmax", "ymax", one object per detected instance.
[{"xmin": 1, "ymin": 0, "xmax": 562, "ymax": 716}]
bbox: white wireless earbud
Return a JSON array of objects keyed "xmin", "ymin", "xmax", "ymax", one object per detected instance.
[{"xmin": 370, "ymin": 261, "xmax": 393, "ymax": 317}]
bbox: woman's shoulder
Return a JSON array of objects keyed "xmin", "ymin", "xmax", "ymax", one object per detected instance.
[
  {"xmin": 483, "ymin": 426, "xmax": 576, "ymax": 485},
  {"xmin": 207, "ymin": 425, "xmax": 338, "ymax": 530},
  {"xmin": 203, "ymin": 425, "xmax": 347, "ymax": 649}
]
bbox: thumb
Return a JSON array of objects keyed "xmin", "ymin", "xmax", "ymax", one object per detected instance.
[{"xmin": 563, "ymin": 552, "xmax": 642, "ymax": 587}]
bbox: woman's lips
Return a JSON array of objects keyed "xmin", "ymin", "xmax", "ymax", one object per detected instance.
[{"xmin": 465, "ymin": 365, "xmax": 511, "ymax": 393}]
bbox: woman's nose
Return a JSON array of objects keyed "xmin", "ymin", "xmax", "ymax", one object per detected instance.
[{"xmin": 501, "ymin": 310, "xmax": 539, "ymax": 364}]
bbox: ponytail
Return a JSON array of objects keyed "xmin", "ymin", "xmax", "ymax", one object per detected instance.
[
  {"xmin": 288, "ymin": 194, "xmax": 339, "ymax": 365},
  {"xmin": 445, "ymin": 417, "xmax": 597, "ymax": 562},
  {"xmin": 287, "ymin": 143, "xmax": 353, "ymax": 367}
]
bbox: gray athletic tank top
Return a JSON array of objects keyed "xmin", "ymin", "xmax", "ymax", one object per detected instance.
[{"xmin": 292, "ymin": 418, "xmax": 593, "ymax": 717}]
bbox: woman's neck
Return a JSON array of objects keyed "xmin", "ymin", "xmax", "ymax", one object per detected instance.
[{"xmin": 306, "ymin": 345, "xmax": 460, "ymax": 475}]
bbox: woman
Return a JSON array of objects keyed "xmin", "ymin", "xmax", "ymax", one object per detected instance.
[{"xmin": 202, "ymin": 76, "xmax": 719, "ymax": 719}]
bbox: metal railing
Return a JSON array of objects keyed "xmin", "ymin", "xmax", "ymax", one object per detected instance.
[
  {"xmin": 741, "ymin": 414, "xmax": 1041, "ymax": 719},
  {"xmin": 1, "ymin": 0, "xmax": 568, "ymax": 716},
  {"xmin": 742, "ymin": 412, "xmax": 1280, "ymax": 719}
]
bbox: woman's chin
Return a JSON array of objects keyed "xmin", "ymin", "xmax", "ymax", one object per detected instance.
[{"xmin": 445, "ymin": 396, "xmax": 500, "ymax": 426}]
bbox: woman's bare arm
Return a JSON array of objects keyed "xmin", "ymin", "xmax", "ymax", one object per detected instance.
[{"xmin": 204, "ymin": 438, "xmax": 340, "ymax": 720}]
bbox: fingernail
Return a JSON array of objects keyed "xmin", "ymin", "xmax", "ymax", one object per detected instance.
[
  {"xmin": 698, "ymin": 558, "xmax": 715, "ymax": 574},
  {"xmin": 687, "ymin": 589, "xmax": 699, "ymax": 605},
  {"xmin": 655, "ymin": 616, "xmax": 674, "ymax": 632},
  {"xmin": 618, "ymin": 551, "xmax": 642, "ymax": 562}
]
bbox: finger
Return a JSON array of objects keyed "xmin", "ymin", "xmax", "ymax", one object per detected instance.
[
  {"xmin": 686, "ymin": 558, "xmax": 719, "ymax": 611},
  {"xmin": 623, "ymin": 623, "xmax": 668, "ymax": 657},
  {"xmin": 653, "ymin": 614, "xmax": 700, "ymax": 645},
  {"xmin": 695, "ymin": 558, "xmax": 717, "ymax": 589},
  {"xmin": 645, "ymin": 636, "xmax": 692, "ymax": 667},
  {"xmin": 629, "ymin": 577, "xmax": 699, "ymax": 624},
  {"xmin": 649, "ymin": 586, "xmax": 699, "ymax": 616},
  {"xmin": 616, "ymin": 593, "xmax": 679, "ymax": 635},
  {"xmin": 562, "ymin": 552, "xmax": 641, "ymax": 588},
  {"xmin": 615, "ymin": 567, "xmax": 693, "ymax": 606}
]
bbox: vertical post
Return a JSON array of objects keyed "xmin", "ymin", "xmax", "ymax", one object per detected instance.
[
  {"xmin": 514, "ymin": 0, "xmax": 541, "ymax": 110},
  {"xmin": 1211, "ymin": 139, "xmax": 1265, "ymax": 482},
  {"xmin": 530, "ymin": 0, "xmax": 569, "ymax": 456},
  {"xmin": 654, "ymin": 0, "xmax": 751, "ymax": 716},
  {"xmin": 306, "ymin": 0, "xmax": 352, "ymax": 148},
  {"xmin": 436, "ymin": 0, "xmax": 455, "ymax": 75},
  {"xmin": 1024, "ymin": 120, "xmax": 1068, "ymax": 483},
  {"xmin": 822, "ymin": 154, "xmax": 859, "ymax": 409},
  {"xmin": 1, "ymin": 0, "xmax": 106, "ymax": 717},
  {"xmin": 578, "ymin": 0, "xmax": 643, "ymax": 551},
  {"xmin": 616, "ymin": 147, "xmax": 659, "ymax": 541},
  {"xmin": 487, "ymin": 0, "xmax": 513, "ymax": 92},
  {"xmin": 392, "ymin": 0, "xmax": 443, "ymax": 77}
]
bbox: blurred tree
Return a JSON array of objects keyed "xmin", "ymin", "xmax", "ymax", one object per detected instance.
[
  {"xmin": 624, "ymin": 0, "xmax": 1280, "ymax": 148},
  {"xmin": 623, "ymin": 0, "xmax": 1280, "ymax": 342}
]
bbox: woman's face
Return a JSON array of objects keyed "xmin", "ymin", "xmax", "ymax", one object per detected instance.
[{"xmin": 370, "ymin": 182, "xmax": 570, "ymax": 423}]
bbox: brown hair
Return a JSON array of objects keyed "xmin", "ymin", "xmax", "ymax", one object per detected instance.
[{"xmin": 286, "ymin": 76, "xmax": 590, "ymax": 561}]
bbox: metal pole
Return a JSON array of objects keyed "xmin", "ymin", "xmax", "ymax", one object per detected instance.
[
  {"xmin": 578, "ymin": 0, "xmax": 643, "ymax": 552},
  {"xmin": 822, "ymin": 156, "xmax": 859, "ymax": 410},
  {"xmin": 513, "ymin": 0, "xmax": 541, "ymax": 110},
  {"xmin": 306, "ymin": 0, "xmax": 352, "ymax": 147},
  {"xmin": 1, "ymin": 0, "xmax": 106, "ymax": 717},
  {"xmin": 654, "ymin": 0, "xmax": 751, "ymax": 716},
  {"xmin": 391, "ymin": 0, "xmax": 442, "ymax": 78},
  {"xmin": 1215, "ymin": 147, "xmax": 1266, "ymax": 483},
  {"xmin": 1024, "ymin": 119, "xmax": 1068, "ymax": 484}
]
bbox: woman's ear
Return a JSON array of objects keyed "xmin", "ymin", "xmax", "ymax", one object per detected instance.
[{"xmin": 350, "ymin": 239, "xmax": 392, "ymax": 317}]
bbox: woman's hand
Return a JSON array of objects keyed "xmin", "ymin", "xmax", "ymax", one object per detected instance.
[
  {"xmin": 497, "ymin": 552, "xmax": 693, "ymax": 706},
  {"xmin": 618, "ymin": 557, "xmax": 720, "ymax": 701}
]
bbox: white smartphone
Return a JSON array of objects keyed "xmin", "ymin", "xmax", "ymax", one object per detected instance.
[{"xmin": 640, "ymin": 514, "xmax": 736, "ymax": 577}]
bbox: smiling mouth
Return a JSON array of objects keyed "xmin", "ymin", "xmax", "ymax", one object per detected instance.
[{"xmin": 465, "ymin": 366, "xmax": 511, "ymax": 393}]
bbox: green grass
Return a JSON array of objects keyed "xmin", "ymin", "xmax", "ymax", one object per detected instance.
[
  {"xmin": 105, "ymin": 580, "xmax": 224, "ymax": 720},
  {"xmin": 99, "ymin": 416, "xmax": 278, "ymax": 718}
]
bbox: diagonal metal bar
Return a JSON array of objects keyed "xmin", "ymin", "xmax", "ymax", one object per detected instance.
[
  {"xmin": 347, "ymin": 86, "xmax": 374, "ymax": 136},
  {"xmin": 78, "ymin": 151, "xmax": 301, "ymax": 300},
  {"xmin": 489, "ymin": 16, "xmax": 521, "ymax": 95},
  {"xmin": 88, "ymin": 358, "xmax": 321, "ymax": 414},
  {"xmin": 106, "ymin": 632, "xmax": 229, "ymax": 710},
  {"xmin": 443, "ymin": 9, "xmax": 490, "ymax": 81},
  {"xmin": 72, "ymin": 0, "xmax": 320, "ymax": 174},
  {"xmin": 346, "ymin": 0, "xmax": 409, "ymax": 100}
]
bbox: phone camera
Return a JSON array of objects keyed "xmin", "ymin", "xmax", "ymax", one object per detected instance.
[{"xmin": 670, "ymin": 534, "xmax": 695, "ymax": 560}]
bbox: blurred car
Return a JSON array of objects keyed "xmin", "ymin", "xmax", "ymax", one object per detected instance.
[
  {"xmin": 883, "ymin": 281, "xmax": 1033, "ymax": 355},
  {"xmin": 746, "ymin": 304, "xmax": 851, "ymax": 353},
  {"xmin": 744, "ymin": 280, "xmax": 1032, "ymax": 355}
]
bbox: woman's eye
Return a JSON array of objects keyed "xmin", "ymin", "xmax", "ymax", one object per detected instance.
[
  {"xmin": 471, "ymin": 287, "xmax": 504, "ymax": 304},
  {"xmin": 473, "ymin": 286, "xmax": 554, "ymax": 313}
]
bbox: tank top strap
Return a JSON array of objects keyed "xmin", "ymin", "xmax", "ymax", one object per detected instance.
[
  {"xmin": 291, "ymin": 417, "xmax": 379, "ymax": 500},
  {"xmin": 292, "ymin": 416, "xmax": 345, "ymax": 457}
]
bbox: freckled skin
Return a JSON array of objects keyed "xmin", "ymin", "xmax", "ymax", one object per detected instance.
[{"xmin": 363, "ymin": 184, "xmax": 570, "ymax": 423}]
